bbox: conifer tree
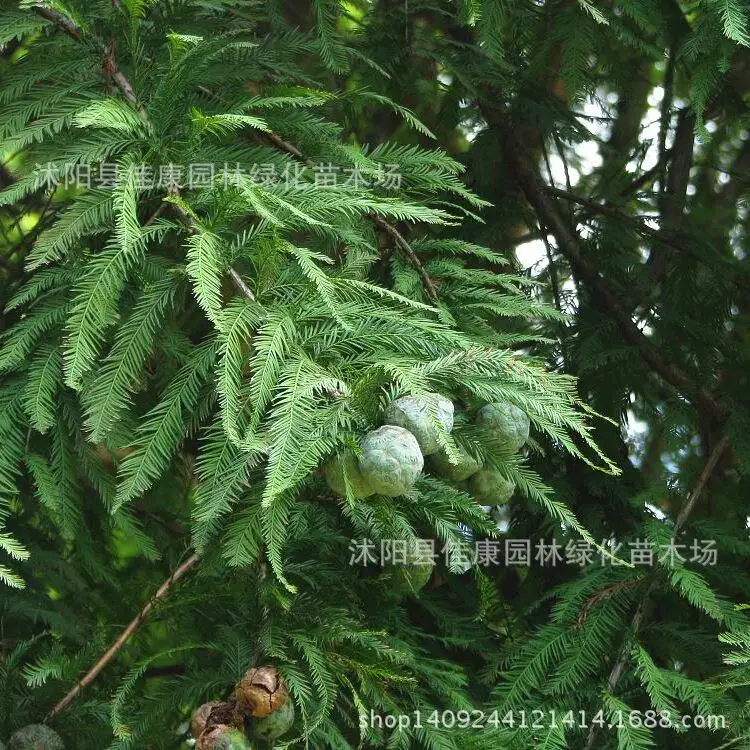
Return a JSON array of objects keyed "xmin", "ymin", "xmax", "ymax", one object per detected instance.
[{"xmin": 1, "ymin": 1, "xmax": 749, "ymax": 749}]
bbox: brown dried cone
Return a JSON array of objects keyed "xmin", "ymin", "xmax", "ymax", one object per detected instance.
[
  {"xmin": 235, "ymin": 665, "xmax": 289, "ymax": 718},
  {"xmin": 191, "ymin": 701, "xmax": 222, "ymax": 738},
  {"xmin": 191, "ymin": 700, "xmax": 244, "ymax": 738},
  {"xmin": 195, "ymin": 724, "xmax": 251, "ymax": 750}
]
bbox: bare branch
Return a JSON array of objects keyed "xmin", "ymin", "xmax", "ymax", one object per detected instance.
[
  {"xmin": 228, "ymin": 267, "xmax": 257, "ymax": 302},
  {"xmin": 673, "ymin": 434, "xmax": 731, "ymax": 533},
  {"xmin": 648, "ymin": 108, "xmax": 696, "ymax": 280},
  {"xmin": 45, "ymin": 553, "xmax": 200, "ymax": 722},
  {"xmin": 263, "ymin": 132, "xmax": 314, "ymax": 168},
  {"xmin": 33, "ymin": 5, "xmax": 143, "ymax": 112},
  {"xmin": 32, "ymin": 4, "xmax": 84, "ymax": 42}
]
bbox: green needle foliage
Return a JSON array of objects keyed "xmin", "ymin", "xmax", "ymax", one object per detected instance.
[{"xmin": 0, "ymin": 1, "xmax": 749, "ymax": 749}]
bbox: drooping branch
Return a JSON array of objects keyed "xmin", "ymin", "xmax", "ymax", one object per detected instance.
[
  {"xmin": 44, "ymin": 553, "xmax": 200, "ymax": 722},
  {"xmin": 31, "ymin": 4, "xmax": 256, "ymax": 302}
]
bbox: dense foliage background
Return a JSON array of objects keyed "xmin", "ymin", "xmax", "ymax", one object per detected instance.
[{"xmin": 1, "ymin": 0, "xmax": 750, "ymax": 748}]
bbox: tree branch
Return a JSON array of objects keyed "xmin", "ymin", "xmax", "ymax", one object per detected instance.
[
  {"xmin": 166, "ymin": 200, "xmax": 257, "ymax": 302},
  {"xmin": 543, "ymin": 185, "xmax": 683, "ymax": 250},
  {"xmin": 33, "ymin": 4, "xmax": 143, "ymax": 112},
  {"xmin": 44, "ymin": 553, "xmax": 200, "ymax": 722},
  {"xmin": 199, "ymin": 85, "xmax": 440, "ymax": 302},
  {"xmin": 228, "ymin": 267, "xmax": 258, "ymax": 303},
  {"xmin": 712, "ymin": 734, "xmax": 750, "ymax": 750},
  {"xmin": 32, "ymin": 4, "xmax": 84, "ymax": 42},
  {"xmin": 256, "ymin": 132, "xmax": 439, "ymax": 302},
  {"xmin": 201, "ymin": 83, "xmax": 441, "ymax": 301},
  {"xmin": 619, "ymin": 155, "xmax": 671, "ymax": 198},
  {"xmin": 259, "ymin": 129, "xmax": 440, "ymax": 301},
  {"xmin": 673, "ymin": 434, "xmax": 731, "ymax": 533},
  {"xmin": 263, "ymin": 131, "xmax": 313, "ymax": 167},
  {"xmin": 648, "ymin": 108, "xmax": 696, "ymax": 280},
  {"xmin": 35, "ymin": 5, "xmax": 432, "ymax": 304}
]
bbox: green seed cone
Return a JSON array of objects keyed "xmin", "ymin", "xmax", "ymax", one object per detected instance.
[
  {"xmin": 383, "ymin": 393, "xmax": 454, "ymax": 455},
  {"xmin": 428, "ymin": 445, "xmax": 481, "ymax": 482},
  {"xmin": 475, "ymin": 402, "xmax": 530, "ymax": 452},
  {"xmin": 252, "ymin": 698, "xmax": 296, "ymax": 742},
  {"xmin": 468, "ymin": 469, "xmax": 515, "ymax": 504},
  {"xmin": 359, "ymin": 425, "xmax": 424, "ymax": 496},
  {"xmin": 324, "ymin": 453, "xmax": 374, "ymax": 499}
]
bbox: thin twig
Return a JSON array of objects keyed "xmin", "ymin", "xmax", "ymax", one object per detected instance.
[
  {"xmin": 648, "ymin": 108, "xmax": 696, "ymax": 281},
  {"xmin": 44, "ymin": 553, "xmax": 200, "ymax": 722},
  {"xmin": 712, "ymin": 734, "xmax": 750, "ymax": 750},
  {"xmin": 581, "ymin": 434, "xmax": 730, "ymax": 750},
  {"xmin": 261, "ymin": 117, "xmax": 439, "ymax": 301},
  {"xmin": 368, "ymin": 213, "xmax": 439, "ymax": 302},
  {"xmin": 673, "ymin": 434, "xmax": 731, "ymax": 533},
  {"xmin": 228, "ymin": 267, "xmax": 257, "ymax": 302},
  {"xmin": 256, "ymin": 112, "xmax": 439, "ymax": 302},
  {"xmin": 32, "ymin": 4, "xmax": 142, "ymax": 122},
  {"xmin": 574, "ymin": 579, "xmax": 644, "ymax": 629},
  {"xmin": 619, "ymin": 155, "xmax": 670, "ymax": 197},
  {"xmin": 167, "ymin": 201, "xmax": 257, "ymax": 302},
  {"xmin": 657, "ymin": 50, "xmax": 675, "ymax": 199},
  {"xmin": 250, "ymin": 546, "xmax": 270, "ymax": 668},
  {"xmin": 263, "ymin": 131, "xmax": 314, "ymax": 168},
  {"xmin": 143, "ymin": 201, "xmax": 168, "ymax": 227}
]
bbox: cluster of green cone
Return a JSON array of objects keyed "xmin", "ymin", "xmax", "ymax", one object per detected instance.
[
  {"xmin": 325, "ymin": 394, "xmax": 531, "ymax": 590},
  {"xmin": 325, "ymin": 393, "xmax": 529, "ymax": 503}
]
